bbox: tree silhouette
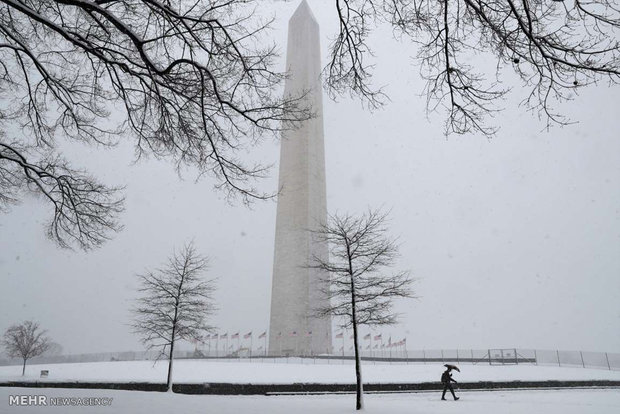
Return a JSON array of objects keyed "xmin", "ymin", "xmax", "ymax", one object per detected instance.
[
  {"xmin": 311, "ymin": 209, "xmax": 415, "ymax": 410},
  {"xmin": 0, "ymin": 0, "xmax": 310, "ymax": 249},
  {"xmin": 131, "ymin": 242, "xmax": 216, "ymax": 392},
  {"xmin": 326, "ymin": 0, "xmax": 620, "ymax": 135}
]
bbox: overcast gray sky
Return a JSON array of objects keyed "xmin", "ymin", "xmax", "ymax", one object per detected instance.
[{"xmin": 1, "ymin": 0, "xmax": 619, "ymax": 355}]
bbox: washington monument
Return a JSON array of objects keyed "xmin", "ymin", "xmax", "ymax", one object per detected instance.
[{"xmin": 268, "ymin": 1, "xmax": 332, "ymax": 356}]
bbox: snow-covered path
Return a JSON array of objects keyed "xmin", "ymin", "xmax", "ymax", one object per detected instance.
[
  {"xmin": 2, "ymin": 387, "xmax": 619, "ymax": 414},
  {"xmin": 1, "ymin": 359, "xmax": 619, "ymax": 384}
]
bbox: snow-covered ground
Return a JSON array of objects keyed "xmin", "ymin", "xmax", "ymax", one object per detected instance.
[
  {"xmin": 1, "ymin": 359, "xmax": 619, "ymax": 384},
  {"xmin": 2, "ymin": 387, "xmax": 619, "ymax": 414}
]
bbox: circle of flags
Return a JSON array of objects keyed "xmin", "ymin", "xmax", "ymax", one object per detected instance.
[{"xmin": 193, "ymin": 330, "xmax": 407, "ymax": 357}]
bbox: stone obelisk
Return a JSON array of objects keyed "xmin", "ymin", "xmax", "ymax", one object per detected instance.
[{"xmin": 268, "ymin": 0, "xmax": 332, "ymax": 356}]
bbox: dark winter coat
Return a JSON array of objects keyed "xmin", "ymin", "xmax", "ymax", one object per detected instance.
[{"xmin": 441, "ymin": 370, "xmax": 456, "ymax": 384}]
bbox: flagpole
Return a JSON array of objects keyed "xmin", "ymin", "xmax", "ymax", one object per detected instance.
[{"xmin": 326, "ymin": 331, "xmax": 329, "ymax": 355}]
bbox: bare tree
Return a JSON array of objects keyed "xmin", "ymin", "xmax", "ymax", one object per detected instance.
[
  {"xmin": 131, "ymin": 242, "xmax": 216, "ymax": 392},
  {"xmin": 0, "ymin": 0, "xmax": 311, "ymax": 249},
  {"xmin": 311, "ymin": 209, "xmax": 415, "ymax": 410},
  {"xmin": 2, "ymin": 320, "xmax": 52, "ymax": 376},
  {"xmin": 326, "ymin": 0, "xmax": 620, "ymax": 135}
]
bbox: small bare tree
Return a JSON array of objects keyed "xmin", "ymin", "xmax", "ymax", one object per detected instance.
[
  {"xmin": 2, "ymin": 320, "xmax": 52, "ymax": 376},
  {"xmin": 131, "ymin": 242, "xmax": 216, "ymax": 392},
  {"xmin": 311, "ymin": 209, "xmax": 415, "ymax": 410}
]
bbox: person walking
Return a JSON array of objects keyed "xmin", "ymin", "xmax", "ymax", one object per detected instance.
[{"xmin": 441, "ymin": 364, "xmax": 460, "ymax": 401}]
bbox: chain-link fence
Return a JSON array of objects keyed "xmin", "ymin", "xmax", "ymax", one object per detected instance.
[
  {"xmin": 528, "ymin": 349, "xmax": 619, "ymax": 370},
  {"xmin": 1, "ymin": 348, "xmax": 618, "ymax": 370}
]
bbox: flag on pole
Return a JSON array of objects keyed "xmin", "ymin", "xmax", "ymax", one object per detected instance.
[
  {"xmin": 232, "ymin": 332, "xmax": 239, "ymax": 339},
  {"xmin": 374, "ymin": 334, "xmax": 382, "ymax": 341},
  {"xmin": 244, "ymin": 332, "xmax": 252, "ymax": 339},
  {"xmin": 363, "ymin": 333, "xmax": 371, "ymax": 340},
  {"xmin": 335, "ymin": 332, "xmax": 343, "ymax": 339},
  {"xmin": 259, "ymin": 331, "xmax": 266, "ymax": 339}
]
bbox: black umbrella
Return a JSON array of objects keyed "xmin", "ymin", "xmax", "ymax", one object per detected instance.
[{"xmin": 444, "ymin": 364, "xmax": 460, "ymax": 372}]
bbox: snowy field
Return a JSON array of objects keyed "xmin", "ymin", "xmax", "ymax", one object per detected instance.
[
  {"xmin": 2, "ymin": 387, "xmax": 620, "ymax": 414},
  {"xmin": 1, "ymin": 359, "xmax": 619, "ymax": 384}
]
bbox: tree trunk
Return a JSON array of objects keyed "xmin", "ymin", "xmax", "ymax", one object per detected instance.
[
  {"xmin": 166, "ymin": 337, "xmax": 175, "ymax": 392},
  {"xmin": 350, "ymin": 278, "xmax": 364, "ymax": 410},
  {"xmin": 22, "ymin": 359, "xmax": 26, "ymax": 376},
  {"xmin": 167, "ymin": 292, "xmax": 181, "ymax": 393}
]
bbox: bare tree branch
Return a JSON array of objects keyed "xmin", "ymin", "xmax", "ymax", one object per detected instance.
[
  {"xmin": 0, "ymin": 0, "xmax": 312, "ymax": 249},
  {"xmin": 0, "ymin": 139, "xmax": 124, "ymax": 249},
  {"xmin": 326, "ymin": 0, "xmax": 620, "ymax": 135}
]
